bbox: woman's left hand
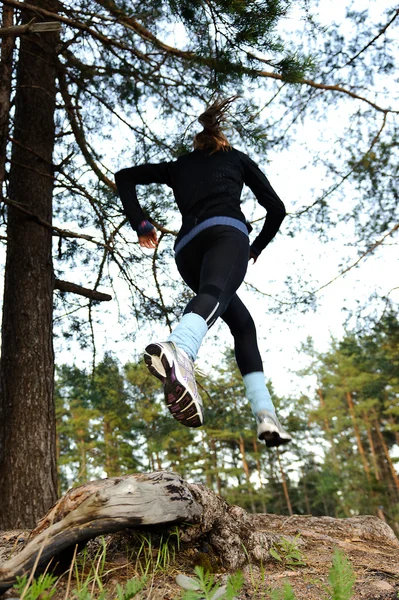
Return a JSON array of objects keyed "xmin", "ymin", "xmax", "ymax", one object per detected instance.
[
  {"xmin": 139, "ymin": 229, "xmax": 158, "ymax": 249},
  {"xmin": 249, "ymin": 251, "xmax": 258, "ymax": 264}
]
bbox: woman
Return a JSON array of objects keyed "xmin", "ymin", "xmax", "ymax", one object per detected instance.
[{"xmin": 115, "ymin": 98, "xmax": 291, "ymax": 447}]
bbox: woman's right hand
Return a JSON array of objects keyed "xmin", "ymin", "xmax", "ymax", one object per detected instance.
[{"xmin": 139, "ymin": 229, "xmax": 158, "ymax": 249}]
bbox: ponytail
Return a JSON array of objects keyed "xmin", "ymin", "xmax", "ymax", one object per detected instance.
[{"xmin": 193, "ymin": 96, "xmax": 238, "ymax": 154}]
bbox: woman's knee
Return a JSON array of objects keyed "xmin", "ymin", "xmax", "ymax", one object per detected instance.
[{"xmin": 228, "ymin": 313, "xmax": 257, "ymax": 339}]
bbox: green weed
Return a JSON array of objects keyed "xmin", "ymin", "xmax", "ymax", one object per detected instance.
[
  {"xmin": 179, "ymin": 566, "xmax": 244, "ymax": 599},
  {"xmin": 267, "ymin": 548, "xmax": 356, "ymax": 600},
  {"xmin": 13, "ymin": 572, "xmax": 58, "ymax": 600},
  {"xmin": 269, "ymin": 581, "xmax": 297, "ymax": 600},
  {"xmin": 115, "ymin": 575, "xmax": 147, "ymax": 599},
  {"xmin": 327, "ymin": 548, "xmax": 356, "ymax": 600},
  {"xmin": 269, "ymin": 535, "xmax": 307, "ymax": 570}
]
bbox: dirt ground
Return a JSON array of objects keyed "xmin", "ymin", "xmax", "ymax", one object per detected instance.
[{"xmin": 1, "ymin": 524, "xmax": 399, "ymax": 600}]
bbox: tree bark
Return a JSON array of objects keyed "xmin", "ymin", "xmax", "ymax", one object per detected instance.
[{"xmin": 0, "ymin": 0, "xmax": 58, "ymax": 528}]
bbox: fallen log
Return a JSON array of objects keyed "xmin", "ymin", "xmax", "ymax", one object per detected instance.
[
  {"xmin": 1, "ymin": 470, "xmax": 399, "ymax": 595},
  {"xmin": 0, "ymin": 471, "xmax": 201, "ymax": 591}
]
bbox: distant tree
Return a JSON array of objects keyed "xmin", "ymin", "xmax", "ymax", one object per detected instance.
[{"xmin": 303, "ymin": 312, "xmax": 399, "ymax": 527}]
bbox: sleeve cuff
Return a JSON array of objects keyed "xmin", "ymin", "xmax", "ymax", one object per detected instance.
[
  {"xmin": 136, "ymin": 220, "xmax": 155, "ymax": 235},
  {"xmin": 250, "ymin": 244, "xmax": 261, "ymax": 257}
]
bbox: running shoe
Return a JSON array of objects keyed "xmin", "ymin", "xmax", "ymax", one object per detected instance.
[
  {"xmin": 256, "ymin": 410, "xmax": 292, "ymax": 447},
  {"xmin": 144, "ymin": 341, "xmax": 204, "ymax": 428}
]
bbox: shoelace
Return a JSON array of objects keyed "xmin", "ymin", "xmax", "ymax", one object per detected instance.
[{"xmin": 194, "ymin": 364, "xmax": 207, "ymax": 378}]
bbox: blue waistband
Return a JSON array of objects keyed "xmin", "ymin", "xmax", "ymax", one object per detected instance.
[{"xmin": 174, "ymin": 216, "xmax": 248, "ymax": 256}]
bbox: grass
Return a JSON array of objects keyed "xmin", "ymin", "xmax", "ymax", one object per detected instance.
[{"xmin": 9, "ymin": 531, "xmax": 358, "ymax": 600}]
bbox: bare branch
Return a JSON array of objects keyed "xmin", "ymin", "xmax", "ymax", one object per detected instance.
[
  {"xmin": 152, "ymin": 233, "xmax": 172, "ymax": 331},
  {"xmin": 342, "ymin": 8, "xmax": 399, "ymax": 68},
  {"xmin": 54, "ymin": 279, "xmax": 112, "ymax": 301},
  {"xmin": 57, "ymin": 65, "xmax": 115, "ymax": 189},
  {"xmin": 314, "ymin": 222, "xmax": 399, "ymax": 294},
  {"xmin": 255, "ymin": 68, "xmax": 398, "ymax": 114},
  {"xmin": 1, "ymin": 196, "xmax": 114, "ymax": 250},
  {"xmin": 293, "ymin": 112, "xmax": 388, "ymax": 217}
]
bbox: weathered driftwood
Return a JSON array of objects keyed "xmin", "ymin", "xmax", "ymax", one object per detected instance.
[
  {"xmin": 0, "ymin": 471, "xmax": 201, "ymax": 591},
  {"xmin": 1, "ymin": 470, "xmax": 399, "ymax": 593},
  {"xmin": 0, "ymin": 19, "xmax": 61, "ymax": 37}
]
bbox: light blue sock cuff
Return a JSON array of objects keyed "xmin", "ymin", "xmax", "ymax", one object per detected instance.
[
  {"xmin": 167, "ymin": 312, "xmax": 208, "ymax": 361},
  {"xmin": 243, "ymin": 371, "xmax": 275, "ymax": 416}
]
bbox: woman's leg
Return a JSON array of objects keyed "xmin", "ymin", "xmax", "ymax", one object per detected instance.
[
  {"xmin": 221, "ymin": 295, "xmax": 291, "ymax": 446},
  {"xmin": 144, "ymin": 226, "xmax": 249, "ymax": 428}
]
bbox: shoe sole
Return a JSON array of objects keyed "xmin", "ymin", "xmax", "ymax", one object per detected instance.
[
  {"xmin": 144, "ymin": 343, "xmax": 203, "ymax": 428},
  {"xmin": 259, "ymin": 430, "xmax": 292, "ymax": 448}
]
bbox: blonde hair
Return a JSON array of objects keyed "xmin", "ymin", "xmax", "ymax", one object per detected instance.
[{"xmin": 193, "ymin": 96, "xmax": 238, "ymax": 154}]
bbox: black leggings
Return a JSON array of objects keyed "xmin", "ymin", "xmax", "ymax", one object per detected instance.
[{"xmin": 175, "ymin": 225, "xmax": 263, "ymax": 376}]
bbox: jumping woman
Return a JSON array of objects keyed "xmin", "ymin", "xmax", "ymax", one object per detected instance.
[{"xmin": 115, "ymin": 97, "xmax": 292, "ymax": 447}]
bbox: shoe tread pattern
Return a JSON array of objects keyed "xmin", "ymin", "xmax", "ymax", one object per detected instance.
[{"xmin": 144, "ymin": 343, "xmax": 202, "ymax": 428}]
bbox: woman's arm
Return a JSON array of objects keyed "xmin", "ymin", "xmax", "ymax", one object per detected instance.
[
  {"xmin": 241, "ymin": 154, "xmax": 286, "ymax": 257},
  {"xmin": 114, "ymin": 162, "xmax": 173, "ymax": 234}
]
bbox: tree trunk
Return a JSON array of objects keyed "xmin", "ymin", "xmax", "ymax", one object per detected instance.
[
  {"xmin": 0, "ymin": 0, "xmax": 58, "ymax": 528},
  {"xmin": 364, "ymin": 412, "xmax": 380, "ymax": 481},
  {"xmin": 345, "ymin": 391, "xmax": 371, "ymax": 481},
  {"xmin": 276, "ymin": 449, "xmax": 293, "ymax": 516},
  {"xmin": 0, "ymin": 4, "xmax": 14, "ymax": 192},
  {"xmin": 210, "ymin": 437, "xmax": 222, "ymax": 496},
  {"xmin": 253, "ymin": 437, "xmax": 267, "ymax": 513},
  {"xmin": 374, "ymin": 418, "xmax": 399, "ymax": 494},
  {"xmin": 388, "ymin": 415, "xmax": 399, "ymax": 447},
  {"xmin": 317, "ymin": 387, "xmax": 339, "ymax": 465},
  {"xmin": 238, "ymin": 434, "xmax": 256, "ymax": 514},
  {"xmin": 104, "ymin": 418, "xmax": 119, "ymax": 477}
]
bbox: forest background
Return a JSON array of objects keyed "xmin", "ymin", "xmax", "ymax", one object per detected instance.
[{"xmin": 0, "ymin": 0, "xmax": 398, "ymax": 536}]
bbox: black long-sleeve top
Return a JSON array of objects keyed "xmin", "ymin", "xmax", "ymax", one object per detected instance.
[{"xmin": 114, "ymin": 147, "xmax": 286, "ymax": 256}]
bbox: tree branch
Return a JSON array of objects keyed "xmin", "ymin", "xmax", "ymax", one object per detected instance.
[
  {"xmin": 342, "ymin": 8, "xmax": 399, "ymax": 68},
  {"xmin": 151, "ymin": 232, "xmax": 173, "ymax": 331},
  {"xmin": 253, "ymin": 66, "xmax": 398, "ymax": 114},
  {"xmin": 294, "ymin": 112, "xmax": 388, "ymax": 217},
  {"xmin": 5, "ymin": 0, "xmax": 396, "ymax": 118},
  {"xmin": 1, "ymin": 0, "xmax": 148, "ymax": 61},
  {"xmin": 54, "ymin": 279, "xmax": 112, "ymax": 301},
  {"xmin": 1, "ymin": 196, "xmax": 114, "ymax": 250},
  {"xmin": 93, "ymin": 0, "xmax": 195, "ymax": 58}
]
